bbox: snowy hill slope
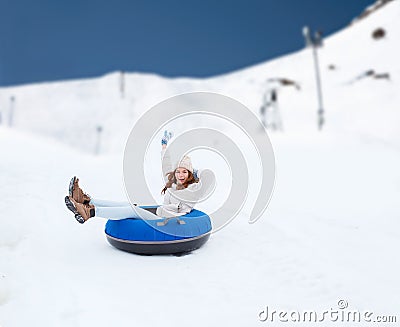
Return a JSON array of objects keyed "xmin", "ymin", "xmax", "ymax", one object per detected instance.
[
  {"xmin": 1, "ymin": 1, "xmax": 400, "ymax": 326},
  {"xmin": 0, "ymin": 0, "xmax": 399, "ymax": 153},
  {"xmin": 1, "ymin": 120, "xmax": 399, "ymax": 326}
]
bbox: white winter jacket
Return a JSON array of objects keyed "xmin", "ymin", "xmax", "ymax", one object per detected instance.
[{"xmin": 156, "ymin": 149, "xmax": 215, "ymax": 218}]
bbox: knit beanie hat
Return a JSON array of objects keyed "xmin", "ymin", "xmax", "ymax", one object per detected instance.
[{"xmin": 175, "ymin": 155, "xmax": 193, "ymax": 173}]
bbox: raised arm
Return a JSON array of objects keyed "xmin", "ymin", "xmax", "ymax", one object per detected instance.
[
  {"xmin": 161, "ymin": 148, "xmax": 174, "ymax": 178},
  {"xmin": 161, "ymin": 130, "xmax": 174, "ymax": 178}
]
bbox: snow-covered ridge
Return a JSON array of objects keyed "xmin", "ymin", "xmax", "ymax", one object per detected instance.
[
  {"xmin": 351, "ymin": 0, "xmax": 395, "ymax": 24},
  {"xmin": 0, "ymin": 0, "xmax": 399, "ymax": 154}
]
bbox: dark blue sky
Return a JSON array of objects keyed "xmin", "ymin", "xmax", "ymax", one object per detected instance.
[{"xmin": 0, "ymin": 0, "xmax": 373, "ymax": 86}]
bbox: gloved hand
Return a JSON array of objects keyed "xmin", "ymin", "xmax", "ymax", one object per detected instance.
[{"xmin": 161, "ymin": 130, "xmax": 173, "ymax": 146}]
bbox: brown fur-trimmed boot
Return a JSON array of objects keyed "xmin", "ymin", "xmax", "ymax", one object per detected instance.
[
  {"xmin": 69, "ymin": 176, "xmax": 91, "ymax": 204},
  {"xmin": 65, "ymin": 196, "xmax": 95, "ymax": 224}
]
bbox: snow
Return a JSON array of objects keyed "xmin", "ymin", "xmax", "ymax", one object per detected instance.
[{"xmin": 1, "ymin": 1, "xmax": 400, "ymax": 326}]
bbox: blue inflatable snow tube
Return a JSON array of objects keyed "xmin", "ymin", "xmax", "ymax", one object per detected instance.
[{"xmin": 105, "ymin": 206, "xmax": 212, "ymax": 255}]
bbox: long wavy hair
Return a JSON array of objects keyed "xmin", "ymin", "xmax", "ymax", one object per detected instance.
[{"xmin": 161, "ymin": 169, "xmax": 199, "ymax": 194}]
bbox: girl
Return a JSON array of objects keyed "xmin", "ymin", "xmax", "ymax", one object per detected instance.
[{"xmin": 65, "ymin": 131, "xmax": 213, "ymax": 224}]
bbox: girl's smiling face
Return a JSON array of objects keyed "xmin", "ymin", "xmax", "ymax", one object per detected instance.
[{"xmin": 175, "ymin": 167, "xmax": 189, "ymax": 185}]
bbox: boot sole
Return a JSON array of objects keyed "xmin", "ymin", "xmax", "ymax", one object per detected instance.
[
  {"xmin": 69, "ymin": 176, "xmax": 76, "ymax": 198},
  {"xmin": 65, "ymin": 196, "xmax": 85, "ymax": 224}
]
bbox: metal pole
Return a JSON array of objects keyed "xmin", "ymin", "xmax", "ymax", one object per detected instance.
[
  {"xmin": 303, "ymin": 26, "xmax": 325, "ymax": 130},
  {"xmin": 95, "ymin": 126, "xmax": 103, "ymax": 155},
  {"xmin": 120, "ymin": 71, "xmax": 125, "ymax": 99},
  {"xmin": 312, "ymin": 45, "xmax": 325, "ymax": 130},
  {"xmin": 9, "ymin": 96, "xmax": 15, "ymax": 127}
]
